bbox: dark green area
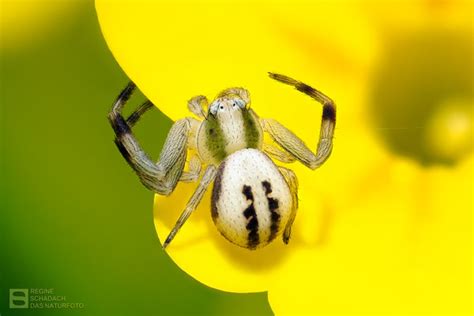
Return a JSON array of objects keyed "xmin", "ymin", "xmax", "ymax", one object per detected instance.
[
  {"xmin": 242, "ymin": 109, "xmax": 262, "ymax": 149},
  {"xmin": 369, "ymin": 28, "xmax": 473, "ymax": 165},
  {"xmin": 204, "ymin": 116, "xmax": 227, "ymax": 163},
  {"xmin": 0, "ymin": 2, "xmax": 272, "ymax": 315}
]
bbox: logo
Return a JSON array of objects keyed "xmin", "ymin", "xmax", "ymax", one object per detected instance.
[
  {"xmin": 9, "ymin": 289, "xmax": 29, "ymax": 309},
  {"xmin": 8, "ymin": 288, "xmax": 85, "ymax": 309}
]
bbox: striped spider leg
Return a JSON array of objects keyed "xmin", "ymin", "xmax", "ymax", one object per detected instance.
[
  {"xmin": 263, "ymin": 73, "xmax": 337, "ymax": 170},
  {"xmin": 108, "ymin": 82, "xmax": 205, "ymax": 195},
  {"xmin": 108, "ymin": 84, "xmax": 216, "ymax": 249},
  {"xmin": 261, "ymin": 73, "xmax": 336, "ymax": 242}
]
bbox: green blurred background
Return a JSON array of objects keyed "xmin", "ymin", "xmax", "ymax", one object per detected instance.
[{"xmin": 0, "ymin": 1, "xmax": 272, "ymax": 315}]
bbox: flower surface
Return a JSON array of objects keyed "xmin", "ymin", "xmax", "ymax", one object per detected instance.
[{"xmin": 96, "ymin": 0, "xmax": 473, "ymax": 314}]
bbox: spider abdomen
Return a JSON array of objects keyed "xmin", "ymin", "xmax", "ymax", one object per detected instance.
[{"xmin": 211, "ymin": 149, "xmax": 292, "ymax": 249}]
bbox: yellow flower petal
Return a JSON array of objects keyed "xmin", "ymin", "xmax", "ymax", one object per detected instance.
[
  {"xmin": 97, "ymin": 0, "xmax": 473, "ymax": 314},
  {"xmin": 97, "ymin": 0, "xmax": 374, "ymax": 293},
  {"xmin": 269, "ymin": 156, "xmax": 473, "ymax": 315},
  {"xmin": 95, "ymin": 0, "xmax": 373, "ymax": 138}
]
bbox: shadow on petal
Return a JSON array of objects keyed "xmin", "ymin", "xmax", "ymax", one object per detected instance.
[{"xmin": 154, "ymin": 179, "xmax": 303, "ymax": 292}]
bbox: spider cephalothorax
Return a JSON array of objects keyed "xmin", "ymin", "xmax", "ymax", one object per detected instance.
[{"xmin": 108, "ymin": 73, "xmax": 336, "ymax": 250}]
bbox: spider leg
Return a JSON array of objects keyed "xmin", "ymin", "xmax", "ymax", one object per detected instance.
[
  {"xmin": 187, "ymin": 95, "xmax": 208, "ymax": 119},
  {"xmin": 126, "ymin": 100, "xmax": 154, "ymax": 127},
  {"xmin": 217, "ymin": 87, "xmax": 250, "ymax": 104},
  {"xmin": 163, "ymin": 165, "xmax": 218, "ymax": 248},
  {"xmin": 108, "ymin": 82, "xmax": 199, "ymax": 195},
  {"xmin": 264, "ymin": 73, "xmax": 336, "ymax": 170},
  {"xmin": 263, "ymin": 143, "xmax": 296, "ymax": 164},
  {"xmin": 179, "ymin": 155, "xmax": 202, "ymax": 182},
  {"xmin": 278, "ymin": 166, "xmax": 299, "ymax": 244}
]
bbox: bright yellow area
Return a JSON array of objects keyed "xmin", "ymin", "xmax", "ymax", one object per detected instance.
[
  {"xmin": 96, "ymin": 0, "xmax": 473, "ymax": 314},
  {"xmin": 426, "ymin": 99, "xmax": 473, "ymax": 160},
  {"xmin": 95, "ymin": 0, "xmax": 373, "ymax": 140},
  {"xmin": 269, "ymin": 158, "xmax": 473, "ymax": 315}
]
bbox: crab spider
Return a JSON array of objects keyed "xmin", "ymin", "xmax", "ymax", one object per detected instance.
[{"xmin": 108, "ymin": 73, "xmax": 336, "ymax": 250}]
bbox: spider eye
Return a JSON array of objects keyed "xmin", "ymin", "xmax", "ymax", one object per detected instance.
[
  {"xmin": 234, "ymin": 99, "xmax": 246, "ymax": 109},
  {"xmin": 209, "ymin": 103, "xmax": 218, "ymax": 115}
]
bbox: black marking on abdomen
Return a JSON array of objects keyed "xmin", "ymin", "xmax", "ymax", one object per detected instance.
[
  {"xmin": 211, "ymin": 161, "xmax": 226, "ymax": 220},
  {"xmin": 242, "ymin": 185, "xmax": 253, "ymax": 200},
  {"xmin": 262, "ymin": 181, "xmax": 280, "ymax": 242},
  {"xmin": 242, "ymin": 185, "xmax": 259, "ymax": 249}
]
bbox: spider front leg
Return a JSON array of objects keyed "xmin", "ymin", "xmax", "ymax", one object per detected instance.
[
  {"xmin": 264, "ymin": 73, "xmax": 336, "ymax": 169},
  {"xmin": 108, "ymin": 82, "xmax": 200, "ymax": 195}
]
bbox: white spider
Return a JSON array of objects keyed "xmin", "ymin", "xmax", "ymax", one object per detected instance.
[{"xmin": 108, "ymin": 73, "xmax": 336, "ymax": 250}]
